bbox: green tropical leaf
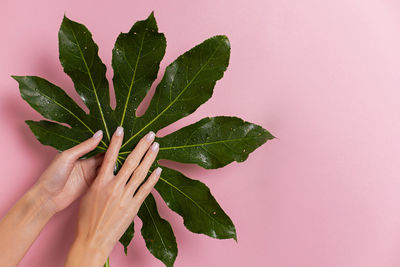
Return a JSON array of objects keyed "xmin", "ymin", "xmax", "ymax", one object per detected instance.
[
  {"xmin": 59, "ymin": 15, "xmax": 117, "ymax": 141},
  {"xmin": 121, "ymin": 116, "xmax": 273, "ymax": 169},
  {"xmin": 120, "ymin": 34, "xmax": 230, "ymax": 151},
  {"xmin": 138, "ymin": 193, "xmax": 177, "ymax": 267},
  {"xmin": 152, "ymin": 165, "xmax": 236, "ymax": 240},
  {"xmin": 12, "ymin": 76, "xmax": 90, "ymax": 128},
  {"xmin": 119, "ymin": 221, "xmax": 135, "ymax": 255},
  {"xmin": 112, "ymin": 12, "xmax": 166, "ymax": 138},
  {"xmin": 13, "ymin": 12, "xmax": 273, "ymax": 266},
  {"xmin": 26, "ymin": 120, "xmax": 87, "ymax": 149}
]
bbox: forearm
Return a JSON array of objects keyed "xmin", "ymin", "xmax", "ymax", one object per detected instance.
[{"xmin": 0, "ymin": 184, "xmax": 55, "ymax": 266}]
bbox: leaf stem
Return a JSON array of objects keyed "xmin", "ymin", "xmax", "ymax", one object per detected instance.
[{"xmin": 103, "ymin": 257, "xmax": 109, "ymax": 267}]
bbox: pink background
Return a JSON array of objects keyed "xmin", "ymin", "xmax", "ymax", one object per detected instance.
[{"xmin": 1, "ymin": 0, "xmax": 400, "ymax": 266}]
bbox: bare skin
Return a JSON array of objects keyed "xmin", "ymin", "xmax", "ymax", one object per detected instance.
[{"xmin": 0, "ymin": 126, "xmax": 161, "ymax": 267}]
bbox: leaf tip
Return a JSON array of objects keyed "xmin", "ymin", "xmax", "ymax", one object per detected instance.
[
  {"xmin": 217, "ymin": 35, "xmax": 230, "ymax": 49},
  {"xmin": 62, "ymin": 13, "xmax": 70, "ymax": 23},
  {"xmin": 230, "ymin": 224, "xmax": 238, "ymax": 242},
  {"xmin": 128, "ymin": 10, "xmax": 160, "ymax": 34},
  {"xmin": 264, "ymin": 129, "xmax": 276, "ymax": 141},
  {"xmin": 24, "ymin": 120, "xmax": 37, "ymax": 134},
  {"xmin": 10, "ymin": 75, "xmax": 20, "ymax": 82},
  {"xmin": 146, "ymin": 10, "xmax": 158, "ymax": 30},
  {"xmin": 24, "ymin": 120, "xmax": 33, "ymax": 127}
]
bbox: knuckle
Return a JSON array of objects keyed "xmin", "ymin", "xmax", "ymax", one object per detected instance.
[
  {"xmin": 130, "ymin": 177, "xmax": 141, "ymax": 189},
  {"xmin": 144, "ymin": 180, "xmax": 156, "ymax": 191},
  {"xmin": 149, "ymin": 174, "xmax": 159, "ymax": 183},
  {"xmin": 121, "ymin": 189, "xmax": 131, "ymax": 200},
  {"xmin": 132, "ymin": 168, "xmax": 146, "ymax": 181},
  {"xmin": 141, "ymin": 182, "xmax": 153, "ymax": 194},
  {"xmin": 135, "ymin": 189, "xmax": 147, "ymax": 200},
  {"xmin": 126, "ymin": 157, "xmax": 139, "ymax": 170},
  {"xmin": 140, "ymin": 156, "xmax": 153, "ymax": 169},
  {"xmin": 116, "ymin": 170, "xmax": 129, "ymax": 182}
]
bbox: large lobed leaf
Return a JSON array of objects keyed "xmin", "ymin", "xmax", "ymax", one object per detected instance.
[{"xmin": 13, "ymin": 12, "xmax": 274, "ymax": 267}]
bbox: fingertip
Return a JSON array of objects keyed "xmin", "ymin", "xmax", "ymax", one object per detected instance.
[
  {"xmin": 109, "ymin": 126, "xmax": 124, "ymax": 147},
  {"xmin": 99, "ymin": 127, "xmax": 124, "ymax": 176},
  {"xmin": 148, "ymin": 167, "xmax": 162, "ymax": 185},
  {"xmin": 154, "ymin": 167, "xmax": 162, "ymax": 177},
  {"xmin": 150, "ymin": 142, "xmax": 159, "ymax": 152},
  {"xmin": 144, "ymin": 131, "xmax": 156, "ymax": 142},
  {"xmin": 115, "ymin": 126, "xmax": 124, "ymax": 137},
  {"xmin": 92, "ymin": 130, "xmax": 103, "ymax": 140}
]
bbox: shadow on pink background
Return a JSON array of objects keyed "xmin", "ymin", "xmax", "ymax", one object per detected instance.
[{"xmin": 2, "ymin": 0, "xmax": 400, "ymax": 266}]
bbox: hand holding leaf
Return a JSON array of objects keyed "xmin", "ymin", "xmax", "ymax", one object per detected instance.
[{"xmin": 13, "ymin": 12, "xmax": 274, "ymax": 266}]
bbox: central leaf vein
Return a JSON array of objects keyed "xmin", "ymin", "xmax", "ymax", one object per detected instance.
[
  {"xmin": 143, "ymin": 199, "xmax": 168, "ymax": 249},
  {"xmin": 70, "ymin": 29, "xmax": 111, "ymax": 141},
  {"xmin": 121, "ymin": 42, "xmax": 223, "ymax": 149},
  {"xmin": 119, "ymin": 29, "xmax": 147, "ymax": 126}
]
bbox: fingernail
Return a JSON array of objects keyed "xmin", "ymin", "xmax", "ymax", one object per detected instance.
[
  {"xmin": 115, "ymin": 126, "xmax": 124, "ymax": 136},
  {"xmin": 146, "ymin": 131, "xmax": 155, "ymax": 141},
  {"xmin": 92, "ymin": 130, "xmax": 103, "ymax": 139},
  {"xmin": 154, "ymin": 167, "xmax": 162, "ymax": 175},
  {"xmin": 151, "ymin": 142, "xmax": 159, "ymax": 151}
]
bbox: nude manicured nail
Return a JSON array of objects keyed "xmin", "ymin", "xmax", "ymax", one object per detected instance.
[
  {"xmin": 146, "ymin": 131, "xmax": 155, "ymax": 141},
  {"xmin": 92, "ymin": 130, "xmax": 103, "ymax": 139},
  {"xmin": 154, "ymin": 167, "xmax": 162, "ymax": 175},
  {"xmin": 115, "ymin": 126, "xmax": 124, "ymax": 136},
  {"xmin": 151, "ymin": 142, "xmax": 159, "ymax": 151}
]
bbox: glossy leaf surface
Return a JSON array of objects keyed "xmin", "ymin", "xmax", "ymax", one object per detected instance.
[
  {"xmin": 112, "ymin": 12, "xmax": 166, "ymax": 138},
  {"xmin": 12, "ymin": 76, "xmax": 92, "ymax": 130},
  {"xmin": 154, "ymin": 165, "xmax": 236, "ymax": 240},
  {"xmin": 138, "ymin": 193, "xmax": 177, "ymax": 267},
  {"xmin": 120, "ymin": 34, "xmax": 230, "ymax": 151},
  {"xmin": 59, "ymin": 15, "xmax": 116, "ymax": 141},
  {"xmin": 14, "ymin": 12, "xmax": 273, "ymax": 266},
  {"xmin": 157, "ymin": 116, "xmax": 274, "ymax": 169}
]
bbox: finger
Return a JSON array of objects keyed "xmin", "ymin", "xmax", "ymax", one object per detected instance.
[
  {"xmin": 124, "ymin": 142, "xmax": 159, "ymax": 196},
  {"xmin": 59, "ymin": 130, "xmax": 103, "ymax": 163},
  {"xmin": 130, "ymin": 167, "xmax": 162, "ymax": 210},
  {"xmin": 116, "ymin": 131, "xmax": 155, "ymax": 186},
  {"xmin": 80, "ymin": 153, "xmax": 105, "ymax": 184},
  {"xmin": 98, "ymin": 126, "xmax": 124, "ymax": 179}
]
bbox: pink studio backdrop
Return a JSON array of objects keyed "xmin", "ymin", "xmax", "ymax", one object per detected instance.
[{"xmin": 1, "ymin": 0, "xmax": 400, "ymax": 266}]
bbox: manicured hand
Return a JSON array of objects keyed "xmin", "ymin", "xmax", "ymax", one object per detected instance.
[
  {"xmin": 0, "ymin": 130, "xmax": 106, "ymax": 266},
  {"xmin": 65, "ymin": 126, "xmax": 161, "ymax": 267},
  {"xmin": 33, "ymin": 130, "xmax": 105, "ymax": 214}
]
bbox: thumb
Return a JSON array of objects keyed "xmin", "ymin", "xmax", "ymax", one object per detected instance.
[
  {"xmin": 38, "ymin": 130, "xmax": 104, "ymax": 191},
  {"xmin": 60, "ymin": 130, "xmax": 104, "ymax": 163}
]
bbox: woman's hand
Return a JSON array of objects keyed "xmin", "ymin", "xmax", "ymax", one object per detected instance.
[
  {"xmin": 32, "ymin": 130, "xmax": 105, "ymax": 214},
  {"xmin": 65, "ymin": 126, "xmax": 161, "ymax": 267},
  {"xmin": 0, "ymin": 130, "xmax": 105, "ymax": 266}
]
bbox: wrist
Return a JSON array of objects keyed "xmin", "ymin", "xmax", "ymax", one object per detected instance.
[
  {"xmin": 65, "ymin": 237, "xmax": 108, "ymax": 267},
  {"xmin": 24, "ymin": 183, "xmax": 57, "ymax": 219}
]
